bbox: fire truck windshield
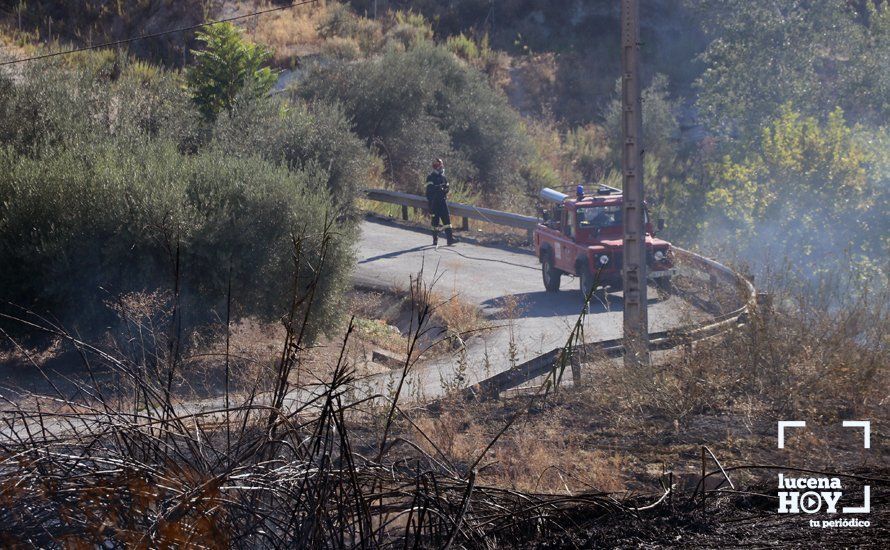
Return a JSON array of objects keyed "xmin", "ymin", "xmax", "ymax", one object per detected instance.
[{"xmin": 577, "ymin": 206, "xmax": 622, "ymax": 228}]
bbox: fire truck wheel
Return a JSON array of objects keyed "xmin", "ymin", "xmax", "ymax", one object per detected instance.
[{"xmin": 542, "ymin": 256, "xmax": 561, "ymax": 292}]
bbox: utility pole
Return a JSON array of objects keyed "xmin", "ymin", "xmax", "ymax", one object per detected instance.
[{"xmin": 621, "ymin": 0, "xmax": 650, "ymax": 367}]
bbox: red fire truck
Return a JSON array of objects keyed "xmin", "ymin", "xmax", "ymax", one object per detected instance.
[{"xmin": 534, "ymin": 185, "xmax": 677, "ymax": 296}]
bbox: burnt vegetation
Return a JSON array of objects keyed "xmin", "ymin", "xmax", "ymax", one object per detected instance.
[{"xmin": 0, "ymin": 255, "xmax": 886, "ymax": 546}]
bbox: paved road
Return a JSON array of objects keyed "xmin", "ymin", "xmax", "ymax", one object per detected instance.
[{"xmin": 351, "ymin": 218, "xmax": 704, "ymax": 398}]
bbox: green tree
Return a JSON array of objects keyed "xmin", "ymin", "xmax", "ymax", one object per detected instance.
[
  {"xmin": 186, "ymin": 23, "xmax": 278, "ymax": 119},
  {"xmin": 692, "ymin": 0, "xmax": 887, "ymax": 138},
  {"xmin": 702, "ymin": 105, "xmax": 885, "ymax": 278}
]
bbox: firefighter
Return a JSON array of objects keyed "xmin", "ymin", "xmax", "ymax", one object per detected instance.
[{"xmin": 425, "ymin": 158, "xmax": 456, "ymax": 246}]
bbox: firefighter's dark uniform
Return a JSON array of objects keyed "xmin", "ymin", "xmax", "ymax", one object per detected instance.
[{"xmin": 425, "ymin": 171, "xmax": 454, "ymax": 245}]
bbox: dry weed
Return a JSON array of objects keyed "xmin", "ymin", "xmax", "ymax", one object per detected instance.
[
  {"xmin": 410, "ymin": 405, "xmax": 626, "ymax": 494},
  {"xmin": 429, "ymin": 288, "xmax": 488, "ymax": 341},
  {"xmin": 235, "ymin": 0, "xmax": 331, "ymax": 64},
  {"xmin": 486, "ymin": 432, "xmax": 627, "ymax": 494}
]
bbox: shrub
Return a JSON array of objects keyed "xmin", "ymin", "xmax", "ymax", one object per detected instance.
[
  {"xmin": 701, "ymin": 105, "xmax": 886, "ymax": 283},
  {"xmin": 299, "ymin": 43, "xmax": 533, "ymax": 203},
  {"xmin": 0, "ymin": 52, "xmax": 199, "ymax": 156},
  {"xmin": 603, "ymin": 74, "xmax": 680, "ymax": 174},
  {"xmin": 320, "ymin": 36, "xmax": 362, "ymax": 60},
  {"xmin": 446, "ymin": 33, "xmax": 479, "ymax": 60},
  {"xmin": 352, "ymin": 17, "xmax": 386, "ymax": 55},
  {"xmin": 249, "ymin": 1, "xmax": 330, "ymax": 65},
  {"xmin": 316, "ymin": 2, "xmax": 360, "ymax": 39},
  {"xmin": 0, "ymin": 141, "xmax": 350, "ymax": 339},
  {"xmin": 211, "ymin": 97, "xmax": 380, "ymax": 218},
  {"xmin": 384, "ymin": 10, "xmax": 434, "ymax": 50},
  {"xmin": 562, "ymin": 124, "xmax": 611, "ymax": 183}
]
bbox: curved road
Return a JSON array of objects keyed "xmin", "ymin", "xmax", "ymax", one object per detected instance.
[{"xmin": 351, "ymin": 218, "xmax": 704, "ymax": 397}]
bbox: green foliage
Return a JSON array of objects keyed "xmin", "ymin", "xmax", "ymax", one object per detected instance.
[
  {"xmin": 444, "ymin": 32, "xmax": 507, "ymax": 86},
  {"xmin": 316, "ymin": 4, "xmax": 385, "ymax": 55},
  {"xmin": 604, "ymin": 75, "xmax": 680, "ymax": 172},
  {"xmin": 317, "ymin": 3, "xmax": 361, "ymax": 39},
  {"xmin": 693, "ymin": 0, "xmax": 889, "ymax": 137},
  {"xmin": 701, "ymin": 105, "xmax": 886, "ymax": 278},
  {"xmin": 0, "ymin": 141, "xmax": 348, "ymax": 339},
  {"xmin": 299, "ymin": 43, "xmax": 532, "ymax": 202},
  {"xmin": 0, "ymin": 52, "xmax": 357, "ymax": 338},
  {"xmin": 320, "ymin": 36, "xmax": 362, "ymax": 60},
  {"xmin": 564, "ymin": 74, "xmax": 681, "ymax": 211},
  {"xmin": 446, "ymin": 33, "xmax": 479, "ymax": 60},
  {"xmin": 0, "ymin": 51, "xmax": 198, "ymax": 156},
  {"xmin": 561, "ymin": 124, "xmax": 611, "ymax": 183},
  {"xmin": 385, "ymin": 10, "xmax": 434, "ymax": 50},
  {"xmin": 186, "ymin": 23, "xmax": 278, "ymax": 120},
  {"xmin": 394, "ymin": 9, "xmax": 432, "ymax": 30},
  {"xmin": 210, "ymin": 97, "xmax": 379, "ymax": 217}
]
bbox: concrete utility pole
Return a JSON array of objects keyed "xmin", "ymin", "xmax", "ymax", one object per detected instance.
[{"xmin": 620, "ymin": 0, "xmax": 650, "ymax": 367}]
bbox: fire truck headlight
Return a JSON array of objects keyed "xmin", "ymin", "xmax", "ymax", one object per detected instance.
[
  {"xmin": 654, "ymin": 250, "xmax": 665, "ymax": 262},
  {"xmin": 598, "ymin": 254, "xmax": 610, "ymax": 266}
]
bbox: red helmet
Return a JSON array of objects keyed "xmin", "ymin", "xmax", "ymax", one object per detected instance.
[{"xmin": 432, "ymin": 158, "xmax": 444, "ymax": 170}]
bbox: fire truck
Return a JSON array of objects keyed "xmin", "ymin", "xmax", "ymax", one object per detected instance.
[{"xmin": 533, "ymin": 185, "xmax": 677, "ymax": 296}]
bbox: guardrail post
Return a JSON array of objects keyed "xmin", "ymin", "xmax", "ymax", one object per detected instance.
[
  {"xmin": 401, "ymin": 204, "xmax": 409, "ymax": 221},
  {"xmin": 708, "ymin": 272, "xmax": 718, "ymax": 305},
  {"xmin": 483, "ymin": 383, "xmax": 499, "ymax": 401},
  {"xmin": 570, "ymin": 352, "xmax": 581, "ymax": 385},
  {"xmin": 462, "ymin": 216, "xmax": 469, "ymax": 231}
]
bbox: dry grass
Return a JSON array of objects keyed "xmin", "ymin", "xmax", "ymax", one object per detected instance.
[
  {"xmin": 186, "ymin": 316, "xmax": 284, "ymax": 394},
  {"xmin": 398, "ymin": 274, "xmax": 490, "ymax": 356},
  {"xmin": 233, "ymin": 0, "xmax": 333, "ymax": 65},
  {"xmin": 184, "ymin": 287, "xmax": 432, "ymax": 392},
  {"xmin": 428, "ymin": 288, "xmax": 488, "ymax": 342},
  {"xmin": 0, "ymin": 336, "xmax": 62, "ymax": 370},
  {"xmin": 411, "ymin": 406, "xmax": 626, "ymax": 494},
  {"xmin": 594, "ymin": 283, "xmax": 888, "ymax": 427},
  {"xmin": 0, "ymin": 285, "xmax": 419, "ymax": 400}
]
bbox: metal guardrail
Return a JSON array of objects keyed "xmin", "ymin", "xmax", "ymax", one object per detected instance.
[
  {"xmin": 365, "ymin": 189, "xmax": 539, "ymax": 236},
  {"xmin": 363, "ymin": 189, "xmax": 757, "ymax": 399}
]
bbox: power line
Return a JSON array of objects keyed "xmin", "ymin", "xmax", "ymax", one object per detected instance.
[{"xmin": 0, "ymin": 0, "xmax": 319, "ymax": 67}]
